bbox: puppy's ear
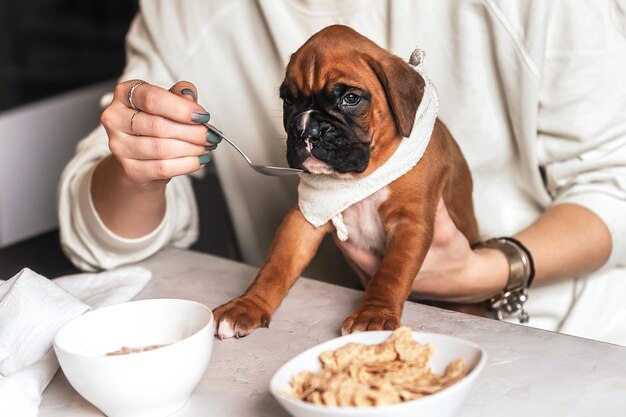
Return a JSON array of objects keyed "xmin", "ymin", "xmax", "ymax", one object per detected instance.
[{"xmin": 367, "ymin": 55, "xmax": 425, "ymax": 137}]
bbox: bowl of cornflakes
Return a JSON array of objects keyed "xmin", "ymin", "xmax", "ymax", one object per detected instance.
[{"xmin": 270, "ymin": 327, "xmax": 486, "ymax": 417}]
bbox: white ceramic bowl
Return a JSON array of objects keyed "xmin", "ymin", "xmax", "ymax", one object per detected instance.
[
  {"xmin": 270, "ymin": 331, "xmax": 486, "ymax": 417},
  {"xmin": 54, "ymin": 298, "xmax": 214, "ymax": 417}
]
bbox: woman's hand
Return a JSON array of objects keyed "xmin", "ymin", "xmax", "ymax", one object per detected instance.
[
  {"xmin": 335, "ymin": 198, "xmax": 508, "ymax": 303},
  {"xmin": 92, "ymin": 80, "xmax": 221, "ymax": 238},
  {"xmin": 100, "ymin": 80, "xmax": 221, "ymax": 186}
]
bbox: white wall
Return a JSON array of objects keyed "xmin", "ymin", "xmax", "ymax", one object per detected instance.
[{"xmin": 0, "ymin": 81, "xmax": 113, "ymax": 247}]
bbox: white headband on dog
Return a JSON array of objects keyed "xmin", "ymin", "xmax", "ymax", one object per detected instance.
[{"xmin": 297, "ymin": 48, "xmax": 439, "ymax": 241}]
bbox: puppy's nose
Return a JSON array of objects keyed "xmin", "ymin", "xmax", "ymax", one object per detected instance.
[
  {"xmin": 306, "ymin": 126, "xmax": 321, "ymax": 139},
  {"xmin": 302, "ymin": 121, "xmax": 322, "ymax": 143}
]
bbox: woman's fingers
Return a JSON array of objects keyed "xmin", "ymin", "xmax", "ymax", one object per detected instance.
[
  {"xmin": 114, "ymin": 80, "xmax": 208, "ymax": 124},
  {"xmin": 118, "ymin": 155, "xmax": 205, "ymax": 184},
  {"xmin": 116, "ymin": 107, "xmax": 209, "ymax": 145},
  {"xmin": 109, "ymin": 133, "xmax": 208, "ymax": 160},
  {"xmin": 169, "ymin": 81, "xmax": 199, "ymax": 103},
  {"xmin": 169, "ymin": 81, "xmax": 222, "ymax": 146},
  {"xmin": 101, "ymin": 79, "xmax": 214, "ymax": 184}
]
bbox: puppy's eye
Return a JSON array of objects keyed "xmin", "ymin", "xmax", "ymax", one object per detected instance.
[
  {"xmin": 342, "ymin": 93, "xmax": 361, "ymax": 106},
  {"xmin": 283, "ymin": 97, "xmax": 293, "ymax": 106}
]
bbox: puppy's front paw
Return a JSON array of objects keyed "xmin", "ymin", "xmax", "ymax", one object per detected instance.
[
  {"xmin": 341, "ymin": 307, "xmax": 400, "ymax": 335},
  {"xmin": 213, "ymin": 297, "xmax": 271, "ymax": 340}
]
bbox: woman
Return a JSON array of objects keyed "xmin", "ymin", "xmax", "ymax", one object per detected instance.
[{"xmin": 59, "ymin": 0, "xmax": 626, "ymax": 344}]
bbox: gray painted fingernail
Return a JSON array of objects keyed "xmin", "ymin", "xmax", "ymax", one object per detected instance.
[
  {"xmin": 192, "ymin": 112, "xmax": 211, "ymax": 123},
  {"xmin": 198, "ymin": 153, "xmax": 212, "ymax": 165},
  {"xmin": 207, "ymin": 130, "xmax": 222, "ymax": 144},
  {"xmin": 205, "ymin": 144, "xmax": 218, "ymax": 151},
  {"xmin": 181, "ymin": 88, "xmax": 197, "ymax": 102}
]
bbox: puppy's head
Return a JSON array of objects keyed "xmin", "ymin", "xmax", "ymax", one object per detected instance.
[{"xmin": 281, "ymin": 25, "xmax": 425, "ymax": 177}]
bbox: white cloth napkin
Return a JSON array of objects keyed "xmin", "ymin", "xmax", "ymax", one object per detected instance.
[
  {"xmin": 297, "ymin": 48, "xmax": 439, "ymax": 241},
  {"xmin": 0, "ymin": 266, "xmax": 152, "ymax": 417}
]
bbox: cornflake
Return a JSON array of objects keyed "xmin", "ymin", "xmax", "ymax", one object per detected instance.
[{"xmin": 288, "ymin": 327, "xmax": 468, "ymax": 407}]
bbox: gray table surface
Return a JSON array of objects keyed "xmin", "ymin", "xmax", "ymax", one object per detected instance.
[{"xmin": 40, "ymin": 249, "xmax": 626, "ymax": 416}]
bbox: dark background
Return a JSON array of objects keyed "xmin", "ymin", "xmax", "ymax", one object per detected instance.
[
  {"xmin": 0, "ymin": 0, "xmax": 138, "ymax": 111},
  {"xmin": 0, "ymin": 0, "xmax": 241, "ymax": 279}
]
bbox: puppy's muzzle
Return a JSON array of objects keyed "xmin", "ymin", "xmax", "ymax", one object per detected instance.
[{"xmin": 287, "ymin": 111, "xmax": 370, "ymax": 174}]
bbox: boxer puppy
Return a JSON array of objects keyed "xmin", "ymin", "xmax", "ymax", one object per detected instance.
[{"xmin": 213, "ymin": 25, "xmax": 479, "ymax": 339}]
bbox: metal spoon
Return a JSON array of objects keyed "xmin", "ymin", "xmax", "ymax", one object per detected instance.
[{"xmin": 204, "ymin": 123, "xmax": 302, "ymax": 176}]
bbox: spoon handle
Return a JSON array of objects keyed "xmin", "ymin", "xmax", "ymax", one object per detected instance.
[{"xmin": 203, "ymin": 123, "xmax": 253, "ymax": 166}]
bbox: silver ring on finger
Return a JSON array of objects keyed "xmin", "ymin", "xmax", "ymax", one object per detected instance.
[
  {"xmin": 128, "ymin": 81, "xmax": 147, "ymax": 110},
  {"xmin": 130, "ymin": 109, "xmax": 141, "ymax": 136}
]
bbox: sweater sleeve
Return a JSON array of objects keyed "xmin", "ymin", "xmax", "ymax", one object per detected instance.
[
  {"xmin": 57, "ymin": 11, "xmax": 199, "ymax": 271},
  {"xmin": 537, "ymin": 0, "xmax": 626, "ymax": 268}
]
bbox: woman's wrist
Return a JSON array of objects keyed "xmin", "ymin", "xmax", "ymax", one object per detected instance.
[
  {"xmin": 472, "ymin": 237, "xmax": 536, "ymax": 322},
  {"xmin": 463, "ymin": 247, "xmax": 509, "ymax": 303},
  {"xmin": 410, "ymin": 246, "xmax": 509, "ymax": 303},
  {"xmin": 92, "ymin": 155, "xmax": 168, "ymax": 238}
]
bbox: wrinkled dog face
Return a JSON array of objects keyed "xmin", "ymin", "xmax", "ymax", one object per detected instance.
[
  {"xmin": 280, "ymin": 26, "xmax": 424, "ymax": 177},
  {"xmin": 280, "ymin": 75, "xmax": 372, "ymax": 176}
]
